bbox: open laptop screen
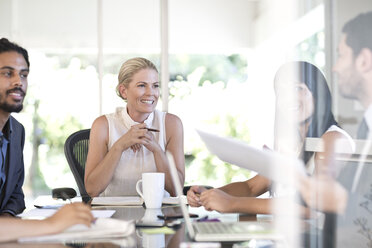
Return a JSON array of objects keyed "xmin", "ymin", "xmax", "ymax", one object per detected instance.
[{"xmin": 166, "ymin": 152, "xmax": 196, "ymax": 239}]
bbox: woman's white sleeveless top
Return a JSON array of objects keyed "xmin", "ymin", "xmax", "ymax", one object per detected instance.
[
  {"xmin": 305, "ymin": 125, "xmax": 355, "ymax": 175},
  {"xmin": 100, "ymin": 107, "xmax": 167, "ymax": 196}
]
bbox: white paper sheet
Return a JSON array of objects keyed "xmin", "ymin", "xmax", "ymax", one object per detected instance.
[
  {"xmin": 18, "ymin": 208, "xmax": 115, "ymax": 219},
  {"xmin": 196, "ymin": 129, "xmax": 307, "ymax": 185},
  {"xmin": 33, "ymin": 195, "xmax": 83, "ymax": 209}
]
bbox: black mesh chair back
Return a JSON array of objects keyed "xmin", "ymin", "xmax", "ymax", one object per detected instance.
[{"xmin": 64, "ymin": 129, "xmax": 91, "ymax": 203}]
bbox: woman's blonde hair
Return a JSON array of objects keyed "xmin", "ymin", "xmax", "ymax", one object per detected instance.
[{"xmin": 116, "ymin": 57, "xmax": 158, "ymax": 100}]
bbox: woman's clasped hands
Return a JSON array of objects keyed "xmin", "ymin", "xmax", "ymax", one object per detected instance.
[{"xmin": 118, "ymin": 123, "xmax": 160, "ymax": 153}]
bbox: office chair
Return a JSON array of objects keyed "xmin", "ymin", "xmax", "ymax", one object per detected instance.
[{"xmin": 64, "ymin": 129, "xmax": 91, "ymax": 203}]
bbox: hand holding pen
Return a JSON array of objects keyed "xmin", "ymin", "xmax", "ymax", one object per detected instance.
[
  {"xmin": 140, "ymin": 127, "xmax": 162, "ymax": 153},
  {"xmin": 117, "ymin": 123, "xmax": 147, "ymax": 152},
  {"xmin": 144, "ymin": 127, "xmax": 160, "ymax": 132},
  {"xmin": 124, "ymin": 123, "xmax": 160, "ymax": 152},
  {"xmin": 46, "ymin": 203, "xmax": 94, "ymax": 232},
  {"xmin": 122, "ymin": 123, "xmax": 157, "ymax": 152}
]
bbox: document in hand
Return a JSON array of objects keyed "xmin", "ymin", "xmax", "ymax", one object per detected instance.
[
  {"xmin": 196, "ymin": 129, "xmax": 307, "ymax": 185},
  {"xmin": 18, "ymin": 218, "xmax": 135, "ymax": 243},
  {"xmin": 91, "ymin": 196, "xmax": 183, "ymax": 206}
]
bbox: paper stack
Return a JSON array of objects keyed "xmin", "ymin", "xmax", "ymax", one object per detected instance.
[
  {"xmin": 18, "ymin": 218, "xmax": 135, "ymax": 243},
  {"xmin": 91, "ymin": 196, "xmax": 186, "ymax": 206}
]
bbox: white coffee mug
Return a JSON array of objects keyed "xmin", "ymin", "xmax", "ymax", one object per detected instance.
[{"xmin": 136, "ymin": 172, "xmax": 164, "ymax": 208}]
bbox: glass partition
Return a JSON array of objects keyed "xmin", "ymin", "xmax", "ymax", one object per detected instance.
[{"xmin": 3, "ymin": 0, "xmax": 371, "ymax": 247}]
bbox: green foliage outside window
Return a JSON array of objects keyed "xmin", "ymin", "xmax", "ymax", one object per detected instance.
[
  {"xmin": 168, "ymin": 54, "xmax": 252, "ymax": 187},
  {"xmin": 186, "ymin": 113, "xmax": 252, "ymax": 186}
]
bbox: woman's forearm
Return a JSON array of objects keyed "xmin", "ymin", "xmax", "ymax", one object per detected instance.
[
  {"xmin": 230, "ymin": 197, "xmax": 273, "ymax": 214},
  {"xmin": 85, "ymin": 144, "xmax": 123, "ymax": 197},
  {"xmin": 231, "ymin": 197, "xmax": 309, "ymax": 216},
  {"xmin": 219, "ymin": 182, "xmax": 256, "ymax": 197},
  {"xmin": 219, "ymin": 175, "xmax": 271, "ymax": 197}
]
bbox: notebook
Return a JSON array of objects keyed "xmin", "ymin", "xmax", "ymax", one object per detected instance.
[
  {"xmin": 196, "ymin": 129, "xmax": 306, "ymax": 186},
  {"xmin": 19, "ymin": 218, "xmax": 134, "ymax": 243},
  {"xmin": 166, "ymin": 152, "xmax": 283, "ymax": 242},
  {"xmin": 91, "ymin": 196, "xmax": 180, "ymax": 206}
]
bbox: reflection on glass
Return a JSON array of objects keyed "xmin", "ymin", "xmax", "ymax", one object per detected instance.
[
  {"xmin": 137, "ymin": 208, "xmax": 165, "ymax": 248},
  {"xmin": 141, "ymin": 208, "xmax": 163, "ymax": 223},
  {"xmin": 141, "ymin": 233, "xmax": 165, "ymax": 248}
]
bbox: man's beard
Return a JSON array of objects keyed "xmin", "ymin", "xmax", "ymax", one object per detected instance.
[
  {"xmin": 338, "ymin": 66, "xmax": 363, "ymax": 100},
  {"xmin": 0, "ymin": 87, "xmax": 26, "ymax": 113},
  {"xmin": 0, "ymin": 101, "xmax": 23, "ymax": 113}
]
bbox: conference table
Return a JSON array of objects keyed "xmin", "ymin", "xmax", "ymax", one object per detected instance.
[
  {"xmin": 0, "ymin": 202, "xmax": 284, "ymax": 248},
  {"xmin": 93, "ymin": 204, "xmax": 268, "ymax": 248}
]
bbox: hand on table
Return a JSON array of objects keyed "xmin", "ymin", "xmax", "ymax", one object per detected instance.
[
  {"xmin": 187, "ymin": 186, "xmax": 208, "ymax": 207},
  {"xmin": 200, "ymin": 188, "xmax": 234, "ymax": 213}
]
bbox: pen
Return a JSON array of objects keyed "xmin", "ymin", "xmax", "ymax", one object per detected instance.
[
  {"xmin": 196, "ymin": 216, "xmax": 220, "ymax": 222},
  {"xmin": 145, "ymin": 128, "xmax": 160, "ymax": 132},
  {"xmin": 196, "ymin": 216, "xmax": 208, "ymax": 222}
]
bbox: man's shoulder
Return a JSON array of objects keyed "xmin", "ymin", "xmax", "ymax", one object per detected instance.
[
  {"xmin": 8, "ymin": 115, "xmax": 25, "ymax": 136},
  {"xmin": 9, "ymin": 115, "xmax": 24, "ymax": 128}
]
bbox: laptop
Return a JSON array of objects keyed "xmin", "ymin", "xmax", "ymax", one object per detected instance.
[
  {"xmin": 166, "ymin": 152, "xmax": 283, "ymax": 242},
  {"xmin": 196, "ymin": 129, "xmax": 306, "ymax": 186}
]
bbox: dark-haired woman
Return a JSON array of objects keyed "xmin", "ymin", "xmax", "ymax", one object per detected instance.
[{"xmin": 187, "ymin": 61, "xmax": 353, "ymax": 215}]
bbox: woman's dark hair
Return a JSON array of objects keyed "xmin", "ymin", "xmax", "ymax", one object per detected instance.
[
  {"xmin": 274, "ymin": 61, "xmax": 338, "ymax": 164},
  {"xmin": 0, "ymin": 38, "xmax": 30, "ymax": 67}
]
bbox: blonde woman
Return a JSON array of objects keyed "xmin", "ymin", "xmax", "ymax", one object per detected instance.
[{"xmin": 85, "ymin": 57, "xmax": 184, "ymax": 197}]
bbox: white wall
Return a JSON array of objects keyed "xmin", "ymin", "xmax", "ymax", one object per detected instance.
[
  {"xmin": 169, "ymin": 0, "xmax": 255, "ymax": 53},
  {"xmin": 0, "ymin": 0, "xmax": 256, "ymax": 53},
  {"xmin": 0, "ymin": 0, "xmax": 98, "ymax": 50},
  {"xmin": 251, "ymin": 0, "xmax": 323, "ymax": 47}
]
